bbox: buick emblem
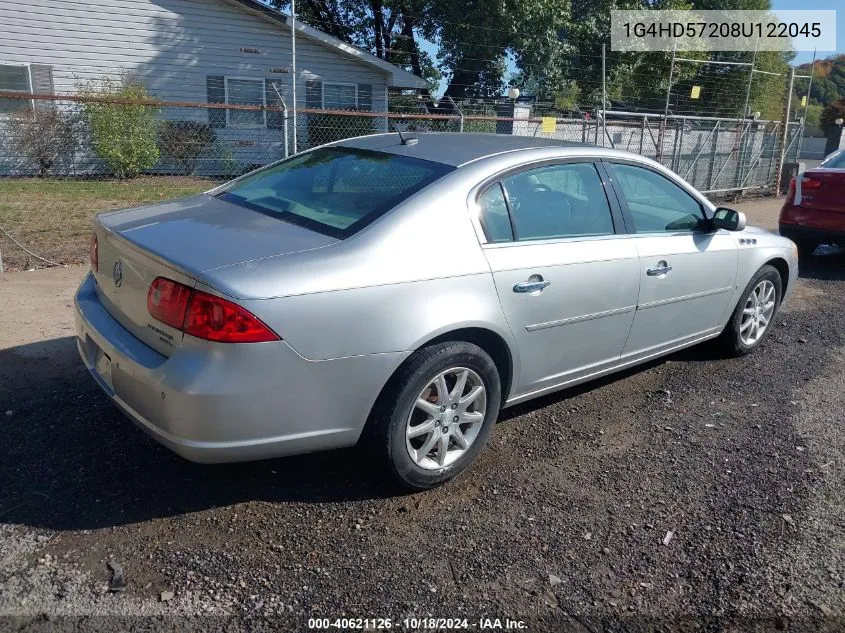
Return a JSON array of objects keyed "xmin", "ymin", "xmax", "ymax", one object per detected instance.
[{"xmin": 112, "ymin": 260, "xmax": 123, "ymax": 287}]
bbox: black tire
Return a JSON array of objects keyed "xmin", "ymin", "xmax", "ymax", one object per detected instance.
[
  {"xmin": 719, "ymin": 264, "xmax": 782, "ymax": 357},
  {"xmin": 794, "ymin": 238, "xmax": 818, "ymax": 259},
  {"xmin": 368, "ymin": 341, "xmax": 501, "ymax": 490}
]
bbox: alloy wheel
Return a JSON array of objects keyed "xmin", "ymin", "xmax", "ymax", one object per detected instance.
[
  {"xmin": 739, "ymin": 279, "xmax": 776, "ymax": 346},
  {"xmin": 405, "ymin": 367, "xmax": 487, "ymax": 470}
]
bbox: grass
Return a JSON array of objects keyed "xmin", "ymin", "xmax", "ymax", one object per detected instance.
[{"xmin": 0, "ymin": 177, "xmax": 217, "ymax": 271}]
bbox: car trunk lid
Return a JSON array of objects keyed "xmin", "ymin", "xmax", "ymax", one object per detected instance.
[
  {"xmin": 93, "ymin": 193, "xmax": 338, "ymax": 356},
  {"xmin": 796, "ymin": 169, "xmax": 845, "ymax": 212}
]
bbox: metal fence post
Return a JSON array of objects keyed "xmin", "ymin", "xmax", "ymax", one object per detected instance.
[
  {"xmin": 602, "ymin": 43, "xmax": 607, "ymax": 148},
  {"xmin": 742, "ymin": 40, "xmax": 758, "ymax": 119},
  {"xmin": 774, "ymin": 67, "xmax": 795, "ymax": 195},
  {"xmin": 290, "ymin": 0, "xmax": 298, "ymax": 154},
  {"xmin": 657, "ymin": 43, "xmax": 677, "ymax": 162},
  {"xmin": 766, "ymin": 122, "xmax": 780, "ymax": 186},
  {"xmin": 271, "ymin": 83, "xmax": 289, "ymax": 158},
  {"xmin": 446, "ymin": 95, "xmax": 463, "ymax": 133},
  {"xmin": 639, "ymin": 116, "xmax": 645, "ymax": 154},
  {"xmin": 594, "ymin": 109, "xmax": 599, "ymax": 145},
  {"xmin": 795, "ymin": 51, "xmax": 816, "ymax": 162},
  {"xmin": 673, "ymin": 118, "xmax": 685, "ymax": 172},
  {"xmin": 707, "ymin": 121, "xmax": 720, "ymax": 191}
]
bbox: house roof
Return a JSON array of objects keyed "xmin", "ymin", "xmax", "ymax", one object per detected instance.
[{"xmin": 223, "ymin": 0, "xmax": 428, "ymax": 90}]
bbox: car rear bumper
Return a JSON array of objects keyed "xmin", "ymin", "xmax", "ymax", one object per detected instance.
[
  {"xmin": 779, "ymin": 222, "xmax": 845, "ymax": 244},
  {"xmin": 74, "ymin": 272, "xmax": 407, "ymax": 463},
  {"xmin": 779, "ymin": 203, "xmax": 845, "ymax": 243}
]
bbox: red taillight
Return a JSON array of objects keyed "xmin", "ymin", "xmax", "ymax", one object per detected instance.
[
  {"xmin": 148, "ymin": 277, "xmax": 192, "ymax": 329},
  {"xmin": 90, "ymin": 234, "xmax": 98, "ymax": 272},
  {"xmin": 183, "ymin": 290, "xmax": 279, "ymax": 343},
  {"xmin": 788, "ymin": 177, "xmax": 795, "ymax": 193},
  {"xmin": 801, "ymin": 175, "xmax": 823, "ymax": 190},
  {"xmin": 147, "ymin": 277, "xmax": 279, "ymax": 344}
]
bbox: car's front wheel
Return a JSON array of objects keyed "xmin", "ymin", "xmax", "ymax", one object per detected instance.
[
  {"xmin": 371, "ymin": 341, "xmax": 501, "ymax": 490},
  {"xmin": 720, "ymin": 264, "xmax": 782, "ymax": 356}
]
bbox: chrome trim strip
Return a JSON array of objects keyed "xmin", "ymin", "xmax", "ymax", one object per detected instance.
[
  {"xmin": 638, "ymin": 286, "xmax": 732, "ymax": 311},
  {"xmin": 526, "ymin": 305, "xmax": 636, "ymax": 332}
]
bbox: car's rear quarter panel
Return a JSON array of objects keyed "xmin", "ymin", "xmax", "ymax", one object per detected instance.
[{"xmin": 199, "ymin": 171, "xmax": 519, "ymax": 360}]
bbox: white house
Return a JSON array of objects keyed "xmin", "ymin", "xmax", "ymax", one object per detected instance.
[{"xmin": 0, "ymin": 0, "xmax": 427, "ymax": 174}]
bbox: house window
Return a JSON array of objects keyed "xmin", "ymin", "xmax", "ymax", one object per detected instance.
[
  {"xmin": 0, "ymin": 64, "xmax": 32, "ymax": 114},
  {"xmin": 323, "ymin": 83, "xmax": 357, "ymax": 110},
  {"xmin": 225, "ymin": 77, "xmax": 265, "ymax": 127}
]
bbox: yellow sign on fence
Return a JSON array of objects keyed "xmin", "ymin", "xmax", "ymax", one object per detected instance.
[
  {"xmin": 541, "ymin": 117, "xmax": 556, "ymax": 133},
  {"xmin": 690, "ymin": 85, "xmax": 701, "ymax": 99},
  {"xmin": 801, "ymin": 96, "xmax": 807, "ymax": 107}
]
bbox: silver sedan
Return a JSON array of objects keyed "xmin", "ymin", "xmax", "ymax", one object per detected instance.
[{"xmin": 75, "ymin": 133, "xmax": 798, "ymax": 489}]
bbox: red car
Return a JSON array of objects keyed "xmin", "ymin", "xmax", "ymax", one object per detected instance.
[{"xmin": 779, "ymin": 149, "xmax": 845, "ymax": 256}]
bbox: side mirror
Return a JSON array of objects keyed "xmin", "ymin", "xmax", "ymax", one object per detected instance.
[{"xmin": 711, "ymin": 207, "xmax": 746, "ymax": 232}]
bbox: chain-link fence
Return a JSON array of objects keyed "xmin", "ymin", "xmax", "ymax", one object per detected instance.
[
  {"xmin": 0, "ymin": 90, "xmax": 803, "ymax": 185},
  {"xmin": 0, "ymin": 88, "xmax": 805, "ymax": 271}
]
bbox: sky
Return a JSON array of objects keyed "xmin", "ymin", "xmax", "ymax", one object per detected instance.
[{"xmin": 772, "ymin": 0, "xmax": 843, "ymax": 63}]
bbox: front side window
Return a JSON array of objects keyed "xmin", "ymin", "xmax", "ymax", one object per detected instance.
[
  {"xmin": 499, "ymin": 162, "xmax": 615, "ymax": 241},
  {"xmin": 226, "ymin": 78, "xmax": 264, "ymax": 127},
  {"xmin": 218, "ymin": 147, "xmax": 454, "ymax": 238},
  {"xmin": 609, "ymin": 163, "xmax": 705, "ymax": 233},
  {"xmin": 324, "ymin": 83, "xmax": 357, "ymax": 110},
  {"xmin": 0, "ymin": 64, "xmax": 32, "ymax": 114}
]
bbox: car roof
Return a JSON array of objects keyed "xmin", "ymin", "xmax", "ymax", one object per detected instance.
[{"xmin": 336, "ymin": 132, "xmax": 594, "ymax": 167}]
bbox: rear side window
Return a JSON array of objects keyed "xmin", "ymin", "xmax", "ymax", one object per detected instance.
[
  {"xmin": 478, "ymin": 183, "xmax": 513, "ymax": 242},
  {"xmin": 218, "ymin": 147, "xmax": 453, "ymax": 238},
  {"xmin": 499, "ymin": 162, "xmax": 615, "ymax": 241}
]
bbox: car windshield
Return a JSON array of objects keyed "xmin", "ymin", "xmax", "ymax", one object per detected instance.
[
  {"xmin": 820, "ymin": 150, "xmax": 845, "ymax": 169},
  {"xmin": 217, "ymin": 147, "xmax": 454, "ymax": 239}
]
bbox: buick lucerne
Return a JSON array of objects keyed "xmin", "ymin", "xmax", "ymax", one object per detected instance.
[{"xmin": 75, "ymin": 133, "xmax": 798, "ymax": 489}]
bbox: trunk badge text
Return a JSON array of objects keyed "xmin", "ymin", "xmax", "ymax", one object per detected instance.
[{"xmin": 112, "ymin": 260, "xmax": 123, "ymax": 288}]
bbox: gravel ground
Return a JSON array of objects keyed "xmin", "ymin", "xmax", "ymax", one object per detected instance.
[{"xmin": 1, "ymin": 200, "xmax": 844, "ymax": 632}]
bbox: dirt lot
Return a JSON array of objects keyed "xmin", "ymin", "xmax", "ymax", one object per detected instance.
[{"xmin": 1, "ymin": 198, "xmax": 844, "ymax": 631}]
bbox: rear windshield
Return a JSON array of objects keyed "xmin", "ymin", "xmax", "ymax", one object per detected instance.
[
  {"xmin": 820, "ymin": 150, "xmax": 845, "ymax": 169},
  {"xmin": 217, "ymin": 147, "xmax": 454, "ymax": 238}
]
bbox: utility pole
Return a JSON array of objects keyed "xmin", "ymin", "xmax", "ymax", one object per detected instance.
[{"xmin": 774, "ymin": 67, "xmax": 795, "ymax": 195}]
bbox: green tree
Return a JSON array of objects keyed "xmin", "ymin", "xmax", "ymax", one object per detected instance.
[
  {"xmin": 274, "ymin": 0, "xmax": 794, "ymax": 117},
  {"xmin": 804, "ymin": 103, "xmax": 822, "ymax": 129},
  {"xmin": 274, "ymin": 0, "xmax": 571, "ymax": 100},
  {"xmin": 820, "ymin": 98, "xmax": 845, "ymax": 132},
  {"xmin": 273, "ymin": 0, "xmax": 441, "ymax": 94},
  {"xmin": 796, "ymin": 54, "xmax": 845, "ymax": 108},
  {"xmin": 79, "ymin": 77, "xmax": 160, "ymax": 179}
]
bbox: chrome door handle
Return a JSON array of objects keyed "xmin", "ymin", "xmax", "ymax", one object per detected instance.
[
  {"xmin": 513, "ymin": 280, "xmax": 551, "ymax": 293},
  {"xmin": 646, "ymin": 261, "xmax": 672, "ymax": 276}
]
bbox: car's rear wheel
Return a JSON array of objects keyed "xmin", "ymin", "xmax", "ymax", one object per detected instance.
[
  {"xmin": 720, "ymin": 264, "xmax": 782, "ymax": 356},
  {"xmin": 370, "ymin": 341, "xmax": 501, "ymax": 490}
]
